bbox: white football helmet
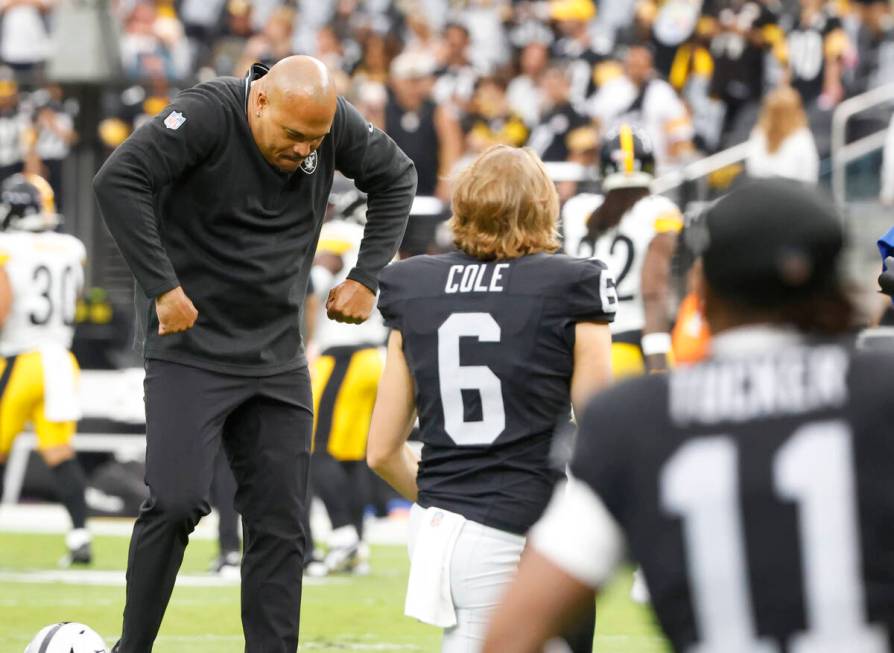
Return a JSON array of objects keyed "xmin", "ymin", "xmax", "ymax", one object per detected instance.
[{"xmin": 24, "ymin": 622, "xmax": 109, "ymax": 653}]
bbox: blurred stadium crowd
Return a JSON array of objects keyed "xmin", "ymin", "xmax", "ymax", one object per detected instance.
[{"xmin": 0, "ymin": 0, "xmax": 892, "ymax": 218}]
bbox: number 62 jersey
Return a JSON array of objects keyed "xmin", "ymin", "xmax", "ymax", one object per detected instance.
[
  {"xmin": 0, "ymin": 231, "xmax": 85, "ymax": 357},
  {"xmin": 377, "ymin": 250, "xmax": 616, "ymax": 535}
]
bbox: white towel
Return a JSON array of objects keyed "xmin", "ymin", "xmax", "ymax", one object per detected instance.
[
  {"xmin": 404, "ymin": 505, "xmax": 466, "ymax": 628},
  {"xmin": 40, "ymin": 345, "xmax": 81, "ymax": 422}
]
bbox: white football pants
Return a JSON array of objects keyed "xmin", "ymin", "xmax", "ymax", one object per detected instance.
[{"xmin": 408, "ymin": 504, "xmax": 526, "ymax": 652}]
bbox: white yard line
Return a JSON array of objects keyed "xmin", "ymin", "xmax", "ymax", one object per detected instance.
[{"xmin": 0, "ymin": 503, "xmax": 411, "ymax": 545}]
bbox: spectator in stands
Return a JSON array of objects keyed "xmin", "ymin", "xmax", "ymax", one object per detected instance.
[
  {"xmin": 433, "ymin": 22, "xmax": 479, "ymax": 113},
  {"xmin": 119, "ymin": 2, "xmax": 178, "ymax": 81},
  {"xmin": 550, "ymin": 0, "xmax": 605, "ymax": 106},
  {"xmin": 0, "ymin": 74, "xmax": 32, "ymax": 182},
  {"xmin": 587, "ymin": 45, "xmax": 694, "ymax": 172},
  {"xmin": 234, "ymin": 5, "xmax": 296, "ymax": 76},
  {"xmin": 404, "ymin": 10, "xmax": 440, "ymax": 61},
  {"xmin": 462, "ymin": 0, "xmax": 511, "ymax": 72},
  {"xmin": 293, "ymin": 0, "xmax": 342, "ymax": 56},
  {"xmin": 640, "ymin": 0, "xmax": 718, "ymax": 153},
  {"xmin": 152, "ymin": 1, "xmax": 192, "ymax": 80},
  {"xmin": 464, "ymin": 75, "xmax": 530, "ymax": 155},
  {"xmin": 507, "ymin": 40, "xmax": 550, "ymax": 127},
  {"xmin": 638, "ymin": 0, "xmax": 711, "ymax": 86},
  {"xmin": 850, "ymin": 0, "xmax": 894, "ymax": 95},
  {"xmin": 33, "ymin": 85, "xmax": 76, "ymax": 209},
  {"xmin": 179, "ymin": 0, "xmax": 228, "ymax": 52},
  {"xmin": 882, "ymin": 113, "xmax": 894, "ymax": 206},
  {"xmin": 594, "ymin": 0, "xmax": 637, "ymax": 49},
  {"xmin": 209, "ymin": 1, "xmax": 256, "ymax": 76},
  {"xmin": 316, "ymin": 24, "xmax": 347, "ymax": 73},
  {"xmin": 351, "ymin": 32, "xmax": 395, "ymax": 85},
  {"xmin": 704, "ymin": 0, "xmax": 784, "ymax": 144},
  {"xmin": 783, "ymin": 0, "xmax": 849, "ymax": 108},
  {"xmin": 527, "ymin": 61, "xmax": 590, "ymax": 163},
  {"xmin": 745, "ymin": 85, "xmax": 819, "ymax": 184},
  {"xmin": 0, "ymin": 0, "xmax": 53, "ymax": 79},
  {"xmin": 385, "ymin": 52, "xmax": 463, "ymax": 201}
]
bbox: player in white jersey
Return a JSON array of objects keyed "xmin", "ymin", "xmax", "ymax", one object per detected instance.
[
  {"xmin": 563, "ymin": 125, "xmax": 682, "ymax": 377},
  {"xmin": 306, "ymin": 186, "xmax": 387, "ymax": 575},
  {"xmin": 0, "ymin": 173, "xmax": 91, "ymax": 565}
]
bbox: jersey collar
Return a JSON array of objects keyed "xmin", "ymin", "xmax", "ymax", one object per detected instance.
[
  {"xmin": 243, "ymin": 62, "xmax": 270, "ymax": 115},
  {"xmin": 711, "ymin": 324, "xmax": 803, "ymax": 359}
]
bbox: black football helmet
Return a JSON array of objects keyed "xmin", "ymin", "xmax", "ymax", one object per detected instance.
[
  {"xmin": 0, "ymin": 173, "xmax": 59, "ymax": 232},
  {"xmin": 599, "ymin": 124, "xmax": 656, "ymax": 192}
]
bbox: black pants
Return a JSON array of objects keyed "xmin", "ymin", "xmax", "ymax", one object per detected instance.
[
  {"xmin": 119, "ymin": 359, "xmax": 313, "ymax": 653},
  {"xmin": 311, "ymin": 453, "xmax": 369, "ymax": 537}
]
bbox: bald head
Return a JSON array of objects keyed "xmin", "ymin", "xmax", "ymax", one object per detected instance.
[
  {"xmin": 250, "ymin": 56, "xmax": 338, "ymax": 173},
  {"xmin": 262, "ymin": 55, "xmax": 337, "ymax": 115}
]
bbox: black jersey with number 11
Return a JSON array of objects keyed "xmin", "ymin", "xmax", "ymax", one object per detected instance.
[
  {"xmin": 572, "ymin": 336, "xmax": 894, "ymax": 652},
  {"xmin": 378, "ymin": 250, "xmax": 616, "ymax": 535}
]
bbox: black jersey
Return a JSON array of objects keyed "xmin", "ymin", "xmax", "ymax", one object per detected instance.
[
  {"xmin": 572, "ymin": 337, "xmax": 894, "ymax": 652},
  {"xmin": 378, "ymin": 251, "xmax": 616, "ymax": 535},
  {"xmin": 785, "ymin": 10, "xmax": 844, "ymax": 103}
]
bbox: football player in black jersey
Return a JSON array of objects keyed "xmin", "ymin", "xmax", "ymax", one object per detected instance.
[
  {"xmin": 485, "ymin": 178, "xmax": 894, "ymax": 653},
  {"xmin": 367, "ymin": 145, "xmax": 617, "ymax": 651}
]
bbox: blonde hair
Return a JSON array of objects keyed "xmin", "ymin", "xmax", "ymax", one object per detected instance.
[
  {"xmin": 449, "ymin": 146, "xmax": 560, "ymax": 260},
  {"xmin": 758, "ymin": 86, "xmax": 808, "ymax": 154}
]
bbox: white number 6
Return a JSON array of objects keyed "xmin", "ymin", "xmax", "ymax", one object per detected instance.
[{"xmin": 437, "ymin": 313, "xmax": 506, "ymax": 446}]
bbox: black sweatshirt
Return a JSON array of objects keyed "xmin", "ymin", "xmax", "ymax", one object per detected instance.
[{"xmin": 94, "ymin": 64, "xmax": 416, "ymax": 375}]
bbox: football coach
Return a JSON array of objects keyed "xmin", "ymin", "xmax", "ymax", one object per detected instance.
[{"xmin": 93, "ymin": 56, "xmax": 416, "ymax": 652}]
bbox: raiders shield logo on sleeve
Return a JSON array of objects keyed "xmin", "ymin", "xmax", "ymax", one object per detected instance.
[{"xmin": 300, "ymin": 151, "xmax": 318, "ymax": 175}]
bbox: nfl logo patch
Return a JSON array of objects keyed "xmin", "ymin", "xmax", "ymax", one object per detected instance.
[
  {"xmin": 164, "ymin": 111, "xmax": 186, "ymax": 130},
  {"xmin": 300, "ymin": 150, "xmax": 318, "ymax": 175}
]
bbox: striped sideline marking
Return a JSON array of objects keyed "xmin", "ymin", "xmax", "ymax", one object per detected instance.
[{"xmin": 0, "ymin": 569, "xmax": 344, "ymax": 588}]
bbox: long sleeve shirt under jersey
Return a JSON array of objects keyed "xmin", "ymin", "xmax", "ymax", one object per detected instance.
[{"xmin": 94, "ymin": 64, "xmax": 417, "ymax": 375}]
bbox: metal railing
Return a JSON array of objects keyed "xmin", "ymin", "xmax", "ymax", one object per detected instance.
[
  {"xmin": 831, "ymin": 83, "xmax": 894, "ymax": 204},
  {"xmin": 652, "ymin": 141, "xmax": 752, "ymax": 196}
]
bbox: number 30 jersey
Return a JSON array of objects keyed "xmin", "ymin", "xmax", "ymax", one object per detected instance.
[
  {"xmin": 0, "ymin": 231, "xmax": 85, "ymax": 357},
  {"xmin": 378, "ymin": 250, "xmax": 616, "ymax": 535}
]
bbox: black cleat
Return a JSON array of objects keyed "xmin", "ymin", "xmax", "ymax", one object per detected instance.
[{"xmin": 60, "ymin": 541, "xmax": 93, "ymax": 567}]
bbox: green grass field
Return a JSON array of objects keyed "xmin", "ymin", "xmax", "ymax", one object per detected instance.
[{"xmin": 1, "ymin": 531, "xmax": 669, "ymax": 652}]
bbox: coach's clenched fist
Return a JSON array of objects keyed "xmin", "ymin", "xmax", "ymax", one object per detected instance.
[
  {"xmin": 326, "ymin": 279, "xmax": 374, "ymax": 324},
  {"xmin": 155, "ymin": 286, "xmax": 198, "ymax": 335}
]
